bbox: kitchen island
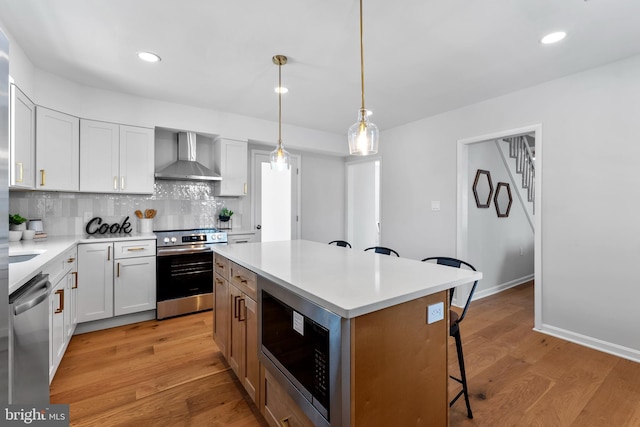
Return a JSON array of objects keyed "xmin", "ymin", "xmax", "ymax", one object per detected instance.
[{"xmin": 212, "ymin": 240, "xmax": 481, "ymax": 427}]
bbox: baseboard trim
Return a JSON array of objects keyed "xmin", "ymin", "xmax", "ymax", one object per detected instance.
[
  {"xmin": 470, "ymin": 274, "xmax": 534, "ymax": 302},
  {"xmin": 535, "ymin": 324, "xmax": 640, "ymax": 363},
  {"xmin": 74, "ymin": 310, "xmax": 157, "ymax": 335}
]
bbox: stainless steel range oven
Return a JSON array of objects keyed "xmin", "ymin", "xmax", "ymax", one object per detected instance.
[{"xmin": 155, "ymin": 228, "xmax": 227, "ymax": 319}]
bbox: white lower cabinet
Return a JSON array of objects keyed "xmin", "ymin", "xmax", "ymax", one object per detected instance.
[
  {"xmin": 49, "ymin": 279, "xmax": 65, "ymax": 381},
  {"xmin": 114, "ymin": 254, "xmax": 156, "ymax": 316},
  {"xmin": 78, "ymin": 239, "xmax": 156, "ymax": 322},
  {"xmin": 77, "ymin": 242, "xmax": 114, "ymax": 322},
  {"xmin": 46, "ymin": 246, "xmax": 77, "ymax": 382},
  {"xmin": 65, "ymin": 256, "xmax": 78, "ymax": 341}
]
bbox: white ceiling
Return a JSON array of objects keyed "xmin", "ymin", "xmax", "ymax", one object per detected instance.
[{"xmin": 2, "ymin": 0, "xmax": 640, "ymax": 135}]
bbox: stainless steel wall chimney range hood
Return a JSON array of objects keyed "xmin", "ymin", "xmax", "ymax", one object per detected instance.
[{"xmin": 155, "ymin": 131, "xmax": 222, "ymax": 181}]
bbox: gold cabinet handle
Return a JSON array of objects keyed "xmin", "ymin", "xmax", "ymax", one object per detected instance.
[
  {"xmin": 55, "ymin": 289, "xmax": 64, "ymax": 313},
  {"xmin": 279, "ymin": 418, "xmax": 290, "ymax": 427},
  {"xmin": 117, "ymin": 262, "xmax": 120, "ymax": 277},
  {"xmin": 244, "ymin": 182, "xmax": 247, "ymax": 194},
  {"xmin": 40, "ymin": 169, "xmax": 46, "ymax": 186},
  {"xmin": 71, "ymin": 271, "xmax": 78, "ymax": 289},
  {"xmin": 126, "ymin": 247, "xmax": 145, "ymax": 251},
  {"xmin": 107, "ymin": 246, "xmax": 111, "ymax": 261},
  {"xmin": 67, "ymin": 257, "xmax": 76, "ymax": 263},
  {"xmin": 113, "ymin": 176, "xmax": 118, "ymax": 190},
  {"xmin": 121, "ymin": 176, "xmax": 125, "ymax": 190},
  {"xmin": 16, "ymin": 162, "xmax": 23, "ymax": 183}
]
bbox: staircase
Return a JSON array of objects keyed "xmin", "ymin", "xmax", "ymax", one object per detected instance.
[
  {"xmin": 495, "ymin": 134, "xmax": 535, "ymax": 230},
  {"xmin": 507, "ymin": 135, "xmax": 535, "ymax": 211}
]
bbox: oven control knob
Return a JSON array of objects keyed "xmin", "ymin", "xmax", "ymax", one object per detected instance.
[
  {"xmin": 170, "ymin": 237, "xmax": 177, "ymax": 243},
  {"xmin": 163, "ymin": 237, "xmax": 170, "ymax": 244},
  {"xmin": 211, "ymin": 234, "xmax": 218, "ymax": 241}
]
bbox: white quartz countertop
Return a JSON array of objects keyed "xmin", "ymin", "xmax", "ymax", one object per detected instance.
[
  {"xmin": 213, "ymin": 240, "xmax": 482, "ymax": 318},
  {"xmin": 9, "ymin": 233, "xmax": 156, "ymax": 295}
]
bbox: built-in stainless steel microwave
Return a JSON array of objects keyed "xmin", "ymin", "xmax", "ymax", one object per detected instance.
[{"xmin": 258, "ymin": 276, "xmax": 343, "ymax": 427}]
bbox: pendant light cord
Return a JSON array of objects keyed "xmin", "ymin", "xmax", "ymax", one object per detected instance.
[
  {"xmin": 278, "ymin": 62, "xmax": 283, "ymax": 146},
  {"xmin": 359, "ymin": 0, "xmax": 366, "ymax": 112}
]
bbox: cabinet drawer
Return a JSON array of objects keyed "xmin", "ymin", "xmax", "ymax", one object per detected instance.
[
  {"xmin": 114, "ymin": 239, "xmax": 156, "ymax": 259},
  {"xmin": 263, "ymin": 368, "xmax": 314, "ymax": 427},
  {"xmin": 43, "ymin": 246, "xmax": 77, "ymax": 285},
  {"xmin": 230, "ymin": 262, "xmax": 257, "ymax": 300},
  {"xmin": 228, "ymin": 233, "xmax": 256, "ymax": 244},
  {"xmin": 214, "ymin": 253, "xmax": 230, "ymax": 280}
]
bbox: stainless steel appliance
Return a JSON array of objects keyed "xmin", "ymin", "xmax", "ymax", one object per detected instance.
[
  {"xmin": 258, "ymin": 276, "xmax": 343, "ymax": 427},
  {"xmin": 9, "ymin": 274, "xmax": 51, "ymax": 404},
  {"xmin": 155, "ymin": 228, "xmax": 227, "ymax": 319},
  {"xmin": 0, "ymin": 26, "xmax": 10, "ymax": 405},
  {"xmin": 154, "ymin": 131, "xmax": 222, "ymax": 181}
]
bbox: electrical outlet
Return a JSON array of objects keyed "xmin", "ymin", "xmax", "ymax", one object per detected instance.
[{"xmin": 427, "ymin": 302, "xmax": 444, "ymax": 324}]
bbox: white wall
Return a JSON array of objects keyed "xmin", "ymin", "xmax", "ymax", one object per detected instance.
[
  {"xmin": 380, "ymin": 53, "xmax": 640, "ymax": 360},
  {"xmin": 300, "ymin": 152, "xmax": 345, "ymax": 243},
  {"xmin": 467, "ymin": 142, "xmax": 534, "ymax": 297}
]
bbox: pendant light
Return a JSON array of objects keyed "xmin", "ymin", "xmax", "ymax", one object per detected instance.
[
  {"xmin": 270, "ymin": 55, "xmax": 291, "ymax": 171},
  {"xmin": 348, "ymin": 0, "xmax": 379, "ymax": 155}
]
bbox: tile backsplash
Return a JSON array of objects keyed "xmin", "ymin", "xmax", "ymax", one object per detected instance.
[{"xmin": 9, "ymin": 181, "xmax": 246, "ymax": 236}]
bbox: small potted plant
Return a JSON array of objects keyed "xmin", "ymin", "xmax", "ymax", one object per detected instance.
[
  {"xmin": 9, "ymin": 214, "xmax": 27, "ymax": 231},
  {"xmin": 218, "ymin": 207, "xmax": 233, "ymax": 222}
]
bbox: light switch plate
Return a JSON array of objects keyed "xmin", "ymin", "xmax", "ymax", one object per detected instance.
[{"xmin": 427, "ymin": 302, "xmax": 444, "ymax": 324}]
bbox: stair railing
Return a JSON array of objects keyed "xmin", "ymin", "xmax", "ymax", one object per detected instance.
[{"xmin": 506, "ymin": 135, "xmax": 535, "ymax": 212}]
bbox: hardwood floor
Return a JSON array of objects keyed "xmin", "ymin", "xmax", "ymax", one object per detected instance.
[
  {"xmin": 50, "ymin": 312, "xmax": 268, "ymax": 427},
  {"xmin": 448, "ymin": 282, "xmax": 640, "ymax": 426},
  {"xmin": 51, "ymin": 282, "xmax": 640, "ymax": 426}
]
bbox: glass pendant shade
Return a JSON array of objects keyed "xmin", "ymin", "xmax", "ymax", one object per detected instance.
[
  {"xmin": 348, "ymin": 109, "xmax": 379, "ymax": 155},
  {"xmin": 270, "ymin": 142, "xmax": 290, "ymax": 171}
]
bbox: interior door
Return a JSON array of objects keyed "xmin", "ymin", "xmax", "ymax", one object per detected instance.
[
  {"xmin": 252, "ymin": 151, "xmax": 300, "ymax": 242},
  {"xmin": 347, "ymin": 159, "xmax": 381, "ymax": 250}
]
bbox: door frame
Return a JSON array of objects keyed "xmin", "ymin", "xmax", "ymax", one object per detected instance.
[
  {"xmin": 457, "ymin": 124, "xmax": 542, "ymax": 329},
  {"xmin": 250, "ymin": 149, "xmax": 302, "ymax": 241}
]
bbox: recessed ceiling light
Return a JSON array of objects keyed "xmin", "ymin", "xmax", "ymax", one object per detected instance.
[
  {"xmin": 137, "ymin": 51, "xmax": 161, "ymax": 62},
  {"xmin": 274, "ymin": 86, "xmax": 288, "ymax": 94},
  {"xmin": 540, "ymin": 31, "xmax": 567, "ymax": 45}
]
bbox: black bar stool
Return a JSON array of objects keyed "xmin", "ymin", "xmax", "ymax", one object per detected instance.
[
  {"xmin": 422, "ymin": 256, "xmax": 478, "ymax": 419},
  {"xmin": 364, "ymin": 246, "xmax": 399, "ymax": 257},
  {"xmin": 328, "ymin": 240, "xmax": 352, "ymax": 248}
]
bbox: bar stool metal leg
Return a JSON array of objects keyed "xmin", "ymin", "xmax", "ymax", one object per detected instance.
[{"xmin": 450, "ymin": 329, "xmax": 473, "ymax": 419}]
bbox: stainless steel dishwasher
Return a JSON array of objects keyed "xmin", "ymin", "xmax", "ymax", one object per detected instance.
[{"xmin": 9, "ymin": 273, "xmax": 51, "ymax": 404}]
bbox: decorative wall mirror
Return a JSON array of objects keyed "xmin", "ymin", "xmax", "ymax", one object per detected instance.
[
  {"xmin": 494, "ymin": 182, "xmax": 513, "ymax": 217},
  {"xmin": 472, "ymin": 169, "xmax": 493, "ymax": 208}
]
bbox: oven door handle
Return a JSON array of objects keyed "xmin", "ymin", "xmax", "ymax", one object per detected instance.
[{"xmin": 157, "ymin": 246, "xmax": 213, "ymax": 256}]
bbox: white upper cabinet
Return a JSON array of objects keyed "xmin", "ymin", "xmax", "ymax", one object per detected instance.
[
  {"xmin": 35, "ymin": 106, "xmax": 80, "ymax": 191},
  {"xmin": 10, "ymin": 84, "xmax": 36, "ymax": 189},
  {"xmin": 79, "ymin": 120, "xmax": 119, "ymax": 192},
  {"xmin": 214, "ymin": 137, "xmax": 248, "ymax": 196},
  {"xmin": 119, "ymin": 125, "xmax": 155, "ymax": 194},
  {"xmin": 80, "ymin": 119, "xmax": 154, "ymax": 194}
]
